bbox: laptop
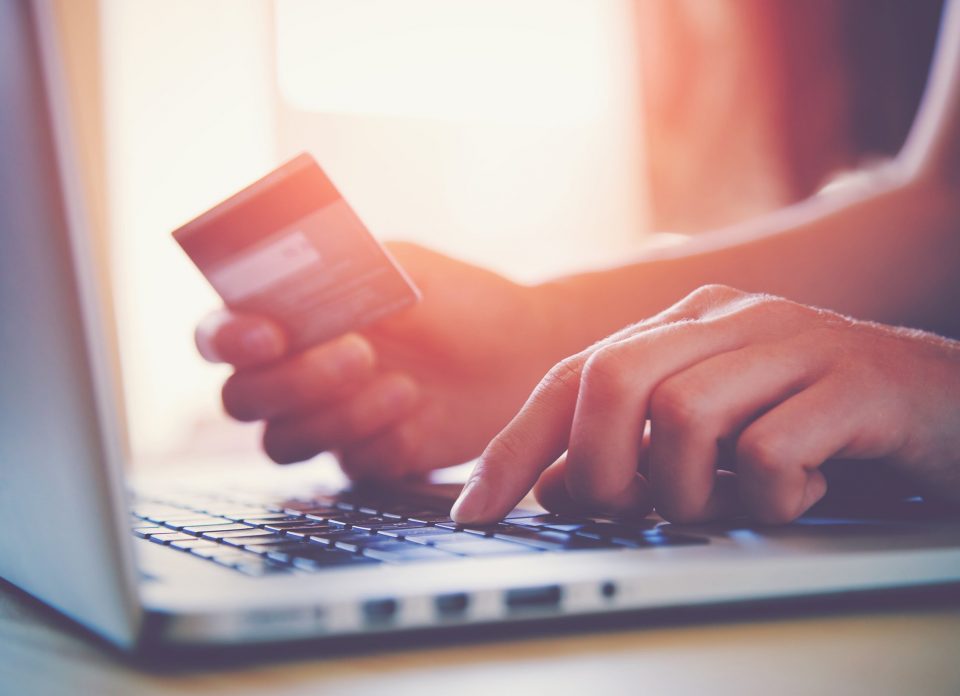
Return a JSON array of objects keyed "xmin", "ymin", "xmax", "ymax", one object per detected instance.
[{"xmin": 3, "ymin": 0, "xmax": 960, "ymax": 654}]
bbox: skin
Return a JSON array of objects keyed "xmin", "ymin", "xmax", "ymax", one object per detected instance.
[
  {"xmin": 196, "ymin": 243, "xmax": 580, "ymax": 480},
  {"xmin": 451, "ymin": 285, "xmax": 960, "ymax": 524},
  {"xmin": 196, "ymin": 1, "xmax": 960, "ymax": 517}
]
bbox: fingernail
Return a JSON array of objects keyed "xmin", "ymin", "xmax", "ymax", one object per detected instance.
[
  {"xmin": 240, "ymin": 325, "xmax": 283, "ymax": 361},
  {"xmin": 450, "ymin": 477, "xmax": 487, "ymax": 523},
  {"xmin": 328, "ymin": 334, "xmax": 375, "ymax": 377}
]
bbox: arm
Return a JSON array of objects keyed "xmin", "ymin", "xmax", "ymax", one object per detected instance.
[{"xmin": 541, "ymin": 0, "xmax": 960, "ymax": 348}]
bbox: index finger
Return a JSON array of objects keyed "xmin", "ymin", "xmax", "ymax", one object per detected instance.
[
  {"xmin": 195, "ymin": 308, "xmax": 288, "ymax": 368},
  {"xmin": 450, "ymin": 354, "xmax": 587, "ymax": 524}
]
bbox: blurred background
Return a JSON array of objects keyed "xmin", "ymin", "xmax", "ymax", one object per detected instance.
[{"xmin": 50, "ymin": 0, "xmax": 942, "ymax": 468}]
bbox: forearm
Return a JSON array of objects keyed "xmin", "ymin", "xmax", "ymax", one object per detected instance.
[{"xmin": 539, "ymin": 171, "xmax": 960, "ymax": 352}]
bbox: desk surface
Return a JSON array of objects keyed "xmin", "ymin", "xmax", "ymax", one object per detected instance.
[{"xmin": 3, "ymin": 582, "xmax": 960, "ymax": 696}]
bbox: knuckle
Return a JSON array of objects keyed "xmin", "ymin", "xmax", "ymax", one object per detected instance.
[
  {"xmin": 650, "ymin": 377, "xmax": 709, "ymax": 429},
  {"xmin": 541, "ymin": 356, "xmax": 585, "ymax": 394},
  {"xmin": 580, "ymin": 347, "xmax": 632, "ymax": 399},
  {"xmin": 745, "ymin": 294, "xmax": 813, "ymax": 324},
  {"xmin": 761, "ymin": 294, "xmax": 805, "ymax": 316},
  {"xmin": 736, "ymin": 430, "xmax": 790, "ymax": 477},
  {"xmin": 687, "ymin": 283, "xmax": 742, "ymax": 307}
]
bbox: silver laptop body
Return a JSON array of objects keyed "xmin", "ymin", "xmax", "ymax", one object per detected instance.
[{"xmin": 2, "ymin": 0, "xmax": 959, "ymax": 653}]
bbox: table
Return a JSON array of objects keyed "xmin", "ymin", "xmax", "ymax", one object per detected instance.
[{"xmin": 3, "ymin": 579, "xmax": 959, "ymax": 696}]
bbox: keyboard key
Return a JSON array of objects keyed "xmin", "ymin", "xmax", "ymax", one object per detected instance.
[
  {"xmin": 284, "ymin": 504, "xmax": 342, "ymax": 518},
  {"xmin": 282, "ymin": 524, "xmax": 333, "ymax": 539},
  {"xmin": 362, "ymin": 545, "xmax": 457, "ymax": 563},
  {"xmin": 216, "ymin": 509, "xmax": 276, "ymax": 521},
  {"xmin": 132, "ymin": 525, "xmax": 165, "ymax": 538},
  {"xmin": 637, "ymin": 531, "xmax": 709, "ymax": 547},
  {"xmin": 147, "ymin": 531, "xmax": 198, "ymax": 545},
  {"xmin": 493, "ymin": 528, "xmax": 611, "ymax": 551},
  {"xmin": 238, "ymin": 513, "xmax": 304, "ymax": 525},
  {"xmin": 241, "ymin": 541, "xmax": 308, "ymax": 555},
  {"xmin": 326, "ymin": 513, "xmax": 386, "ymax": 528},
  {"xmin": 221, "ymin": 533, "xmax": 287, "ymax": 548},
  {"xmin": 507, "ymin": 514, "xmax": 570, "ymax": 529},
  {"xmin": 200, "ymin": 529, "xmax": 277, "ymax": 541},
  {"xmin": 573, "ymin": 521, "xmax": 660, "ymax": 540},
  {"xmin": 233, "ymin": 558, "xmax": 292, "ymax": 576},
  {"xmin": 292, "ymin": 552, "xmax": 381, "ymax": 571},
  {"xmin": 182, "ymin": 522, "xmax": 253, "ymax": 534},
  {"xmin": 350, "ymin": 520, "xmax": 426, "ymax": 533},
  {"xmin": 503, "ymin": 508, "xmax": 542, "ymax": 520},
  {"xmin": 404, "ymin": 512, "xmax": 456, "ymax": 524},
  {"xmin": 374, "ymin": 525, "xmax": 452, "ymax": 541},
  {"xmin": 262, "ymin": 520, "xmax": 319, "ymax": 532},
  {"xmin": 268, "ymin": 545, "xmax": 369, "ymax": 567},
  {"xmin": 309, "ymin": 529, "xmax": 380, "ymax": 546},
  {"xmin": 437, "ymin": 539, "xmax": 539, "ymax": 557},
  {"xmin": 162, "ymin": 517, "xmax": 232, "ymax": 530},
  {"xmin": 384, "ymin": 528, "xmax": 462, "ymax": 545},
  {"xmin": 170, "ymin": 539, "xmax": 220, "ymax": 552},
  {"xmin": 331, "ymin": 533, "xmax": 382, "ymax": 553}
]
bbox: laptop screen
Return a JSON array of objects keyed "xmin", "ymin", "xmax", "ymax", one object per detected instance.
[{"xmin": 0, "ymin": 0, "xmax": 140, "ymax": 648}]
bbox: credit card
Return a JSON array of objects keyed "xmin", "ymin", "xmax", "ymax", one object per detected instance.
[{"xmin": 173, "ymin": 153, "xmax": 420, "ymax": 351}]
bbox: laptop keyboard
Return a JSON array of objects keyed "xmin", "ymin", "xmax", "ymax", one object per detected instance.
[{"xmin": 131, "ymin": 490, "xmax": 709, "ymax": 576}]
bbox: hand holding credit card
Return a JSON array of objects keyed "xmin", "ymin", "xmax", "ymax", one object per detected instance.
[{"xmin": 173, "ymin": 153, "xmax": 420, "ymax": 352}]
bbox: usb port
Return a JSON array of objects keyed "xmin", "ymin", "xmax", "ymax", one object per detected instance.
[
  {"xmin": 505, "ymin": 585, "xmax": 562, "ymax": 610},
  {"xmin": 435, "ymin": 592, "xmax": 470, "ymax": 616},
  {"xmin": 362, "ymin": 597, "xmax": 398, "ymax": 623}
]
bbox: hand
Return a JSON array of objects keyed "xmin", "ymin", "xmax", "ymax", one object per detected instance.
[
  {"xmin": 195, "ymin": 243, "xmax": 570, "ymax": 480},
  {"xmin": 452, "ymin": 284, "xmax": 960, "ymax": 524}
]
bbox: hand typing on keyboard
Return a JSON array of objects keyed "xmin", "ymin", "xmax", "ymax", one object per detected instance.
[
  {"xmin": 132, "ymin": 490, "xmax": 710, "ymax": 575},
  {"xmin": 452, "ymin": 286, "xmax": 960, "ymax": 525}
]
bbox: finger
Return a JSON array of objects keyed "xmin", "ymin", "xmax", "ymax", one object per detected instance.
[
  {"xmin": 261, "ymin": 372, "xmax": 419, "ymax": 464},
  {"xmin": 733, "ymin": 378, "xmax": 880, "ymax": 523},
  {"xmin": 647, "ymin": 339, "xmax": 822, "ymax": 523},
  {"xmin": 449, "ymin": 353, "xmax": 588, "ymax": 523},
  {"xmin": 532, "ymin": 455, "xmax": 580, "ymax": 514},
  {"xmin": 533, "ymin": 443, "xmax": 654, "ymax": 518},
  {"xmin": 221, "ymin": 333, "xmax": 376, "ymax": 421},
  {"xmin": 337, "ymin": 417, "xmax": 424, "ymax": 481},
  {"xmin": 563, "ymin": 308, "xmax": 790, "ymax": 516},
  {"xmin": 195, "ymin": 309, "xmax": 287, "ymax": 368}
]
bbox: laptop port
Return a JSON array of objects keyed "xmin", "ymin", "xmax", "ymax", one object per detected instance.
[
  {"xmin": 505, "ymin": 585, "xmax": 562, "ymax": 610},
  {"xmin": 362, "ymin": 597, "xmax": 398, "ymax": 623},
  {"xmin": 434, "ymin": 592, "xmax": 470, "ymax": 616}
]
